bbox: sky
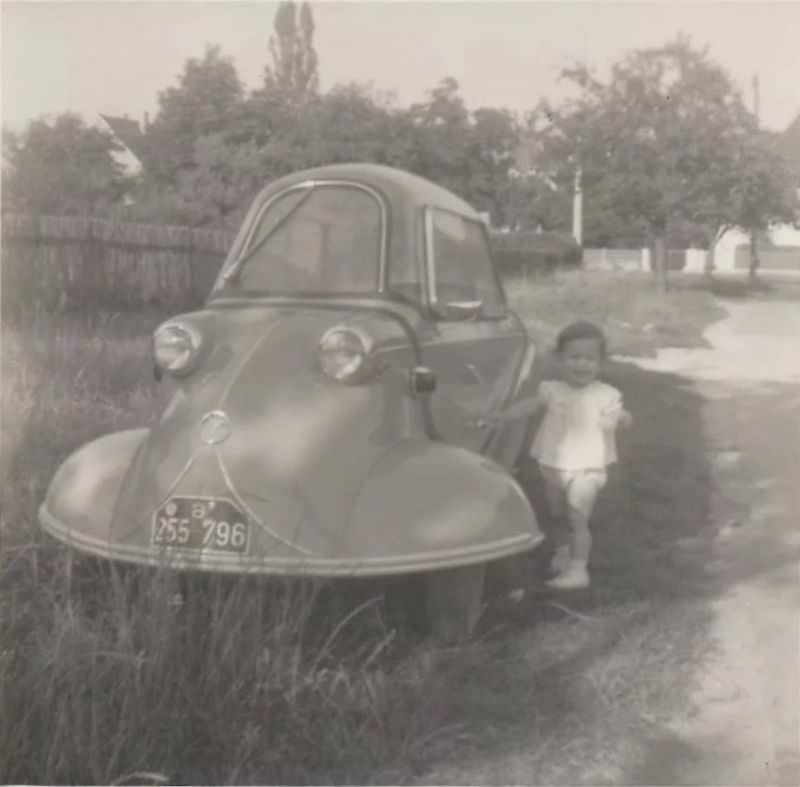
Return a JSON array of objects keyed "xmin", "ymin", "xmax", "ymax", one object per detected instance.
[{"xmin": 2, "ymin": 1, "xmax": 800, "ymax": 135}]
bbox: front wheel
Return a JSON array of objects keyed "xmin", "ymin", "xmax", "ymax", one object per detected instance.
[{"xmin": 425, "ymin": 563, "xmax": 486, "ymax": 643}]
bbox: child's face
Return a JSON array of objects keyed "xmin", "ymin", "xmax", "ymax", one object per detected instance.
[{"xmin": 559, "ymin": 337, "xmax": 603, "ymax": 387}]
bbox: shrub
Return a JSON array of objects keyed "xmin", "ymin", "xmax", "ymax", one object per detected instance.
[{"xmin": 491, "ymin": 231, "xmax": 582, "ymax": 279}]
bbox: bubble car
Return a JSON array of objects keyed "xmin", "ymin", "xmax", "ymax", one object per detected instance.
[{"xmin": 40, "ymin": 164, "xmax": 543, "ymax": 637}]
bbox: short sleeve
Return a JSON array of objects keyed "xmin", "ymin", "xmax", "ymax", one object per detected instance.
[{"xmin": 605, "ymin": 386, "xmax": 622, "ymax": 409}]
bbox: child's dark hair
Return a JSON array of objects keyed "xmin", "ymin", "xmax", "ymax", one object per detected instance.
[{"xmin": 555, "ymin": 320, "xmax": 607, "ymax": 355}]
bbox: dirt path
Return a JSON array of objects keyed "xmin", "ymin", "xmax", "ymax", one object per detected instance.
[{"xmin": 625, "ymin": 297, "xmax": 800, "ymax": 785}]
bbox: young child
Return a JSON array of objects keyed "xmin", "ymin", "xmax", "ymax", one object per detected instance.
[{"xmin": 493, "ymin": 320, "xmax": 632, "ymax": 590}]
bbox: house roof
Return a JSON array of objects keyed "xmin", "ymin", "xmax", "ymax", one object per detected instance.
[{"xmin": 99, "ymin": 114, "xmax": 146, "ymax": 163}]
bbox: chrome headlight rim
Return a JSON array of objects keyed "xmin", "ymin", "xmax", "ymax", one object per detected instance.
[
  {"xmin": 153, "ymin": 321, "xmax": 202, "ymax": 377},
  {"xmin": 318, "ymin": 325, "xmax": 375, "ymax": 384}
]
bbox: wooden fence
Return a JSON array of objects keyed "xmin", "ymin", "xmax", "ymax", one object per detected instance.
[{"xmin": 1, "ymin": 214, "xmax": 235, "ymax": 317}]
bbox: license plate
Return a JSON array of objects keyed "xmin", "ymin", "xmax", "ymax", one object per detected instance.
[{"xmin": 152, "ymin": 497, "xmax": 251, "ymax": 554}]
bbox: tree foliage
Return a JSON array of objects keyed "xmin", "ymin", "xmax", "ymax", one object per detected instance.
[
  {"xmin": 2, "ymin": 113, "xmax": 126, "ymax": 215},
  {"xmin": 539, "ymin": 35, "xmax": 766, "ymax": 288},
  {"xmin": 263, "ymin": 1, "xmax": 319, "ymax": 105},
  {"xmin": 144, "ymin": 45, "xmax": 245, "ymax": 183}
]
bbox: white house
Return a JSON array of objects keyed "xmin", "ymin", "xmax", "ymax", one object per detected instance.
[{"xmin": 710, "ymin": 112, "xmax": 800, "ymax": 273}]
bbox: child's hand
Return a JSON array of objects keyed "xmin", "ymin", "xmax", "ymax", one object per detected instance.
[
  {"xmin": 599, "ymin": 403, "xmax": 623, "ymax": 430},
  {"xmin": 470, "ymin": 412, "xmax": 501, "ymax": 430}
]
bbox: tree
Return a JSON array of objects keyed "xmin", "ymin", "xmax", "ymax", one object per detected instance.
[
  {"xmin": 263, "ymin": 1, "xmax": 319, "ymax": 103},
  {"xmin": 144, "ymin": 45, "xmax": 245, "ymax": 183},
  {"xmin": 467, "ymin": 108, "xmax": 521, "ymax": 225},
  {"xmin": 230, "ymin": 2, "xmax": 322, "ymax": 164},
  {"xmin": 731, "ymin": 133, "xmax": 799, "ymax": 284},
  {"xmin": 404, "ymin": 77, "xmax": 472, "ymax": 196},
  {"xmin": 302, "ymin": 82, "xmax": 402, "ymax": 165},
  {"xmin": 249, "ymin": 0, "xmax": 320, "ymax": 140},
  {"xmin": 2, "ymin": 113, "xmax": 125, "ymax": 215},
  {"xmin": 541, "ymin": 35, "xmax": 757, "ymax": 290},
  {"xmin": 119, "ymin": 134, "xmax": 267, "ymax": 229}
]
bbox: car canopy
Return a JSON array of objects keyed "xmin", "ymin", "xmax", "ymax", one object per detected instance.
[{"xmin": 215, "ymin": 163, "xmax": 484, "ymax": 296}]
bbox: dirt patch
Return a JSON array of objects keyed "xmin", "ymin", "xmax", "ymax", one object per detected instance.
[{"xmin": 625, "ymin": 299, "xmax": 800, "ymax": 785}]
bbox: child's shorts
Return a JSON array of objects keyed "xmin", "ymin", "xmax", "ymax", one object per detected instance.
[{"xmin": 539, "ymin": 465, "xmax": 607, "ymax": 517}]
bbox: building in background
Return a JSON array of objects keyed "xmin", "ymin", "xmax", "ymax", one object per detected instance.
[
  {"xmin": 713, "ymin": 111, "xmax": 800, "ymax": 273},
  {"xmin": 99, "ymin": 114, "xmax": 146, "ymax": 177}
]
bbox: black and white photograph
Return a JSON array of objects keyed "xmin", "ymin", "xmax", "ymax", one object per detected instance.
[{"xmin": 1, "ymin": 1, "xmax": 799, "ymax": 784}]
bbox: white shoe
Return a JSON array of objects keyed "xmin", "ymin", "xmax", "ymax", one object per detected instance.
[
  {"xmin": 546, "ymin": 564, "xmax": 590, "ymax": 590},
  {"xmin": 549, "ymin": 548, "xmax": 571, "ymax": 575},
  {"xmin": 508, "ymin": 588, "xmax": 526, "ymax": 603}
]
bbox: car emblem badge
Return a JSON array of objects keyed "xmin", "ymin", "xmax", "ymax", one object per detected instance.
[{"xmin": 200, "ymin": 410, "xmax": 232, "ymax": 445}]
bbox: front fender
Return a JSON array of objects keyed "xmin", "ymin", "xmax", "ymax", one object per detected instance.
[
  {"xmin": 344, "ymin": 439, "xmax": 543, "ymax": 573},
  {"xmin": 39, "ymin": 431, "xmax": 543, "ymax": 576},
  {"xmin": 39, "ymin": 429, "xmax": 149, "ymax": 557}
]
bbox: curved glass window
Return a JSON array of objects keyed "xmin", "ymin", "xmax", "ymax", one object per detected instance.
[
  {"xmin": 427, "ymin": 209, "xmax": 505, "ymax": 317},
  {"xmin": 220, "ymin": 185, "xmax": 382, "ymax": 294}
]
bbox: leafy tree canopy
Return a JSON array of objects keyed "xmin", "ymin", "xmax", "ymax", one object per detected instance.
[
  {"xmin": 145, "ymin": 45, "xmax": 245, "ymax": 182},
  {"xmin": 263, "ymin": 1, "xmax": 319, "ymax": 103},
  {"xmin": 2, "ymin": 113, "xmax": 125, "ymax": 215},
  {"xmin": 537, "ymin": 35, "xmax": 767, "ymax": 286}
]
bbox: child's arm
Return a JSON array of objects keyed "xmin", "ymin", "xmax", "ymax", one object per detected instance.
[
  {"xmin": 600, "ymin": 392, "xmax": 633, "ymax": 430},
  {"xmin": 487, "ymin": 392, "xmax": 546, "ymax": 422}
]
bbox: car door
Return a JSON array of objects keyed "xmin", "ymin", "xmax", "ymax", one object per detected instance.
[{"xmin": 415, "ymin": 208, "xmax": 527, "ymax": 454}]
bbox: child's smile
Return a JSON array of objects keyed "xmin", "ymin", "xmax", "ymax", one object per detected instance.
[{"xmin": 561, "ymin": 338, "xmax": 602, "ymax": 387}]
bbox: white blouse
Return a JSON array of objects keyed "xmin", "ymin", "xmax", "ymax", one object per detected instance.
[{"xmin": 530, "ymin": 380, "xmax": 623, "ymax": 470}]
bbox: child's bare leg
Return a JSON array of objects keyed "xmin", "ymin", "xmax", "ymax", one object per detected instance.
[
  {"xmin": 566, "ymin": 473, "xmax": 603, "ymax": 558},
  {"xmin": 542, "ymin": 478, "xmax": 571, "ymax": 571},
  {"xmin": 547, "ymin": 473, "xmax": 603, "ymax": 589},
  {"xmin": 566, "ymin": 504, "xmax": 592, "ymax": 563}
]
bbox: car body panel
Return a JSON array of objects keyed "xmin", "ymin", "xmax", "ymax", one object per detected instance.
[
  {"xmin": 39, "ymin": 164, "xmax": 543, "ymax": 576},
  {"xmin": 417, "ymin": 315, "xmax": 528, "ymax": 452},
  {"xmin": 40, "ymin": 427, "xmax": 543, "ymax": 574}
]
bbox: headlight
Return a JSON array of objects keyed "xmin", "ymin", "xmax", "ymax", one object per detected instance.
[
  {"xmin": 318, "ymin": 326, "xmax": 376, "ymax": 383},
  {"xmin": 153, "ymin": 322, "xmax": 201, "ymax": 376}
]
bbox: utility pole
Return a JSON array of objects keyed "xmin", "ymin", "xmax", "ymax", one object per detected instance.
[
  {"xmin": 749, "ymin": 74, "xmax": 761, "ymax": 286},
  {"xmin": 572, "ymin": 165, "xmax": 583, "ymax": 246},
  {"xmin": 752, "ymin": 74, "xmax": 760, "ymax": 124}
]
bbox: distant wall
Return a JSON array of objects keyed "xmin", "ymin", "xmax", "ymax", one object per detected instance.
[
  {"xmin": 716, "ymin": 224, "xmax": 800, "ymax": 271},
  {"xmin": 1, "ymin": 214, "xmax": 234, "ymax": 317},
  {"xmin": 734, "ymin": 245, "xmax": 800, "ymax": 271},
  {"xmin": 583, "ymin": 248, "xmax": 647, "ymax": 272}
]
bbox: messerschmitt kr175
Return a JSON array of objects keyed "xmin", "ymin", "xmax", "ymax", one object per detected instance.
[{"xmin": 40, "ymin": 163, "xmax": 544, "ymax": 638}]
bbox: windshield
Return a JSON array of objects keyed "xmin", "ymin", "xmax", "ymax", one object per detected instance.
[{"xmin": 219, "ymin": 184, "xmax": 382, "ymax": 294}]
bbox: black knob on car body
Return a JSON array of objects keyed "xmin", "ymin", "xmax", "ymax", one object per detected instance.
[{"xmin": 410, "ymin": 366, "xmax": 437, "ymax": 395}]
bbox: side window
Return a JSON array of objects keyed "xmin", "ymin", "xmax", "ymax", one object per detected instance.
[
  {"xmin": 387, "ymin": 217, "xmax": 423, "ymax": 305},
  {"xmin": 428, "ymin": 209, "xmax": 505, "ymax": 317}
]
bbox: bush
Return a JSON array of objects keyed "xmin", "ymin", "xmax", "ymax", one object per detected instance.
[{"xmin": 491, "ymin": 231, "xmax": 583, "ymax": 279}]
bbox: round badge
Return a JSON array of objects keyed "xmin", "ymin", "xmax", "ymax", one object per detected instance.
[{"xmin": 200, "ymin": 410, "xmax": 232, "ymax": 445}]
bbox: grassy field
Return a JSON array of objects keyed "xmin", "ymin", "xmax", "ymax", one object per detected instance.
[
  {"xmin": 1, "ymin": 270, "xmax": 733, "ymax": 784},
  {"xmin": 506, "ymin": 269, "xmax": 730, "ymax": 357}
]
